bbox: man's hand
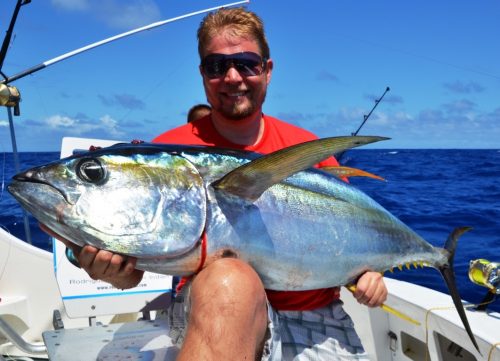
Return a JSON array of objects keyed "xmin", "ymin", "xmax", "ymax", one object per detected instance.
[
  {"xmin": 352, "ymin": 271, "xmax": 387, "ymax": 307},
  {"xmin": 40, "ymin": 224, "xmax": 144, "ymax": 290}
]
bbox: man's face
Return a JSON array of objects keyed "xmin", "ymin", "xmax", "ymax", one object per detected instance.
[{"xmin": 200, "ymin": 34, "xmax": 272, "ymax": 121}]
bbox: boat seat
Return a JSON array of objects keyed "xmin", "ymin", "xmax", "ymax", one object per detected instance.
[{"xmin": 43, "ymin": 137, "xmax": 179, "ymax": 360}]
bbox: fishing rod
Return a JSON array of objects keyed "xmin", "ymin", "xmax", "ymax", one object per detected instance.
[
  {"xmin": 335, "ymin": 86, "xmax": 390, "ymax": 163},
  {"xmin": 351, "ymin": 86, "xmax": 390, "ymax": 136},
  {"xmin": 1, "ymin": 0, "xmax": 249, "ymax": 86}
]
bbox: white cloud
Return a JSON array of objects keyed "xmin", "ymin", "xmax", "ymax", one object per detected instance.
[
  {"xmin": 42, "ymin": 114, "xmax": 125, "ymax": 137},
  {"xmin": 99, "ymin": 114, "xmax": 125, "ymax": 137},
  {"xmin": 98, "ymin": 0, "xmax": 162, "ymax": 29},
  {"xmin": 51, "ymin": 0, "xmax": 161, "ymax": 30},
  {"xmin": 0, "ymin": 120, "xmax": 8, "ymax": 127},
  {"xmin": 47, "ymin": 115, "xmax": 76, "ymax": 128}
]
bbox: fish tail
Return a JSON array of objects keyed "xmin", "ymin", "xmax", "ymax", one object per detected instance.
[{"xmin": 439, "ymin": 226, "xmax": 480, "ymax": 353}]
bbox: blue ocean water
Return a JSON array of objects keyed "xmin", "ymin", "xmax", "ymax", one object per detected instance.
[{"xmin": 0, "ymin": 149, "xmax": 499, "ymax": 312}]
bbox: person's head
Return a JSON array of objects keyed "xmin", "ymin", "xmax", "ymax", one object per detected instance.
[
  {"xmin": 197, "ymin": 8, "xmax": 273, "ymax": 121},
  {"xmin": 187, "ymin": 103, "xmax": 211, "ymax": 123}
]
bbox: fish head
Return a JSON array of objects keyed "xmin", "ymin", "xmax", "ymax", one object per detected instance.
[{"xmin": 8, "ymin": 147, "xmax": 206, "ymax": 258}]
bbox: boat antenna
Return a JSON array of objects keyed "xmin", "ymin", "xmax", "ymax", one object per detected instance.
[
  {"xmin": 351, "ymin": 86, "xmax": 390, "ymax": 136},
  {"xmin": 0, "ymin": 0, "xmax": 249, "ymax": 85}
]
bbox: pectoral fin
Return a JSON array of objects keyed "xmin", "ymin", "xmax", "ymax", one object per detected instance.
[{"xmin": 213, "ymin": 135, "xmax": 389, "ymax": 202}]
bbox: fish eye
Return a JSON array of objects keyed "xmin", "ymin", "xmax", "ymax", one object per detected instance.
[{"xmin": 76, "ymin": 158, "xmax": 107, "ymax": 184}]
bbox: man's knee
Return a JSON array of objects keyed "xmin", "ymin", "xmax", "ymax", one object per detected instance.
[
  {"xmin": 191, "ymin": 258, "xmax": 267, "ymax": 310},
  {"xmin": 180, "ymin": 258, "xmax": 269, "ymax": 360},
  {"xmin": 188, "ymin": 258, "xmax": 268, "ymax": 341}
]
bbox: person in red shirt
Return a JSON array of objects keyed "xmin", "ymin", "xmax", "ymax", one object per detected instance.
[{"xmin": 46, "ymin": 7, "xmax": 387, "ymax": 360}]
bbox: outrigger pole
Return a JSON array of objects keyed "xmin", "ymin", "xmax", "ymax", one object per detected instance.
[
  {"xmin": 351, "ymin": 86, "xmax": 390, "ymax": 136},
  {"xmin": 1, "ymin": 0, "xmax": 250, "ymax": 85}
]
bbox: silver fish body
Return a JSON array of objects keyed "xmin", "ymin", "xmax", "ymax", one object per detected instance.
[{"xmin": 9, "ymin": 138, "xmax": 444, "ymax": 290}]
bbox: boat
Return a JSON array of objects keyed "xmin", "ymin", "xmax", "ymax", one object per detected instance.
[{"xmin": 1, "ymin": 2, "xmax": 499, "ymax": 360}]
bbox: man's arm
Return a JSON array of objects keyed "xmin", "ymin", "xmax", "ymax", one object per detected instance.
[{"xmin": 40, "ymin": 224, "xmax": 145, "ymax": 289}]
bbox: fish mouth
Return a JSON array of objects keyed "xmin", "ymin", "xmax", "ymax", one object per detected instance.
[
  {"xmin": 7, "ymin": 179, "xmax": 69, "ymax": 227},
  {"xmin": 10, "ymin": 170, "xmax": 76, "ymax": 205}
]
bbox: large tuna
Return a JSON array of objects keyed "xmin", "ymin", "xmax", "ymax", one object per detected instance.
[{"xmin": 7, "ymin": 136, "xmax": 478, "ymax": 351}]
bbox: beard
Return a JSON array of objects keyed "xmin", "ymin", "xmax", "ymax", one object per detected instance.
[{"xmin": 212, "ymin": 89, "xmax": 267, "ymax": 121}]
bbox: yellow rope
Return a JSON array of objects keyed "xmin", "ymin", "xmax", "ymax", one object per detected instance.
[
  {"xmin": 488, "ymin": 342, "xmax": 500, "ymax": 361},
  {"xmin": 424, "ymin": 305, "xmax": 455, "ymax": 361},
  {"xmin": 423, "ymin": 300, "xmax": 499, "ymax": 361}
]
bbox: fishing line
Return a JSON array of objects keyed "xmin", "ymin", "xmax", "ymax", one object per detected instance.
[
  {"xmin": 330, "ymin": 32, "xmax": 500, "ymax": 81},
  {"xmin": 116, "ymin": 52, "xmax": 194, "ymax": 126}
]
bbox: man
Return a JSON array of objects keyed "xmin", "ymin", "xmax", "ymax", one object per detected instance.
[{"xmin": 45, "ymin": 7, "xmax": 387, "ymax": 360}]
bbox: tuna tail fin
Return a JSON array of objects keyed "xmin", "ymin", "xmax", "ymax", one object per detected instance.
[{"xmin": 440, "ymin": 226, "xmax": 480, "ymax": 353}]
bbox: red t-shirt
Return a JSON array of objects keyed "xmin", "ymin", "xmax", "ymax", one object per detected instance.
[{"xmin": 153, "ymin": 114, "xmax": 341, "ymax": 310}]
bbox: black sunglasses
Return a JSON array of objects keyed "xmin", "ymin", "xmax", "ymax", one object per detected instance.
[{"xmin": 201, "ymin": 52, "xmax": 267, "ymax": 79}]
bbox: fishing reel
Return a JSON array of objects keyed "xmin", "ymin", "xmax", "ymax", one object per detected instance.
[
  {"xmin": 0, "ymin": 83, "xmax": 21, "ymax": 115},
  {"xmin": 468, "ymin": 259, "xmax": 499, "ymax": 311}
]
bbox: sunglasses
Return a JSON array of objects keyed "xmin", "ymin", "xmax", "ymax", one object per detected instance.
[{"xmin": 201, "ymin": 52, "xmax": 267, "ymax": 79}]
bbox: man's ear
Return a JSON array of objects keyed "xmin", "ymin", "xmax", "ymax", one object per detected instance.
[{"xmin": 265, "ymin": 59, "xmax": 273, "ymax": 84}]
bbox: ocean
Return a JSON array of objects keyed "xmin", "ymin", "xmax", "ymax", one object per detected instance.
[{"xmin": 0, "ymin": 149, "xmax": 499, "ymax": 312}]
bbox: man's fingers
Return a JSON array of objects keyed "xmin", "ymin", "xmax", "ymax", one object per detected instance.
[
  {"xmin": 79, "ymin": 246, "xmax": 108, "ymax": 276},
  {"xmin": 353, "ymin": 271, "xmax": 387, "ymax": 307}
]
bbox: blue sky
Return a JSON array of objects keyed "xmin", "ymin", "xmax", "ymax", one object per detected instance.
[{"xmin": 0, "ymin": 0, "xmax": 498, "ymax": 151}]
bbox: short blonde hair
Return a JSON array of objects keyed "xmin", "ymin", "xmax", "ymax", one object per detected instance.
[{"xmin": 197, "ymin": 7, "xmax": 270, "ymax": 60}]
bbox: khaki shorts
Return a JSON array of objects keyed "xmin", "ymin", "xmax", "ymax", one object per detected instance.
[{"xmin": 168, "ymin": 285, "xmax": 368, "ymax": 361}]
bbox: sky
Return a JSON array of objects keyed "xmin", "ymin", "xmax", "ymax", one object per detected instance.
[{"xmin": 0, "ymin": 0, "xmax": 499, "ymax": 152}]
